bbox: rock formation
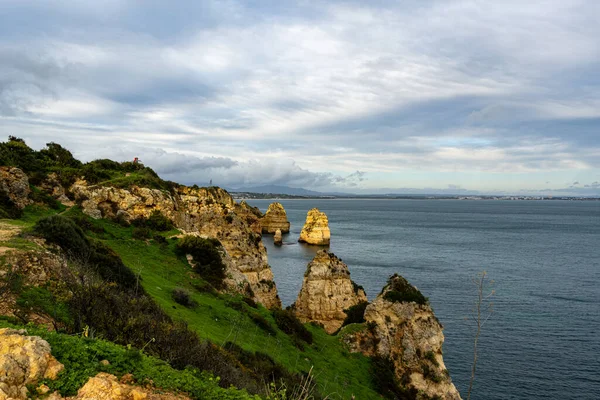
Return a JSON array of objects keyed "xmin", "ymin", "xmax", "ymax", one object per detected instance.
[
  {"xmin": 45, "ymin": 373, "xmax": 191, "ymax": 400},
  {"xmin": 0, "ymin": 328, "xmax": 64, "ymax": 400},
  {"xmin": 293, "ymin": 250, "xmax": 367, "ymax": 333},
  {"xmin": 298, "ymin": 208, "xmax": 330, "ymax": 245},
  {"xmin": 341, "ymin": 274, "xmax": 461, "ymax": 400},
  {"xmin": 260, "ymin": 202, "xmax": 290, "ymax": 233},
  {"xmin": 274, "ymin": 229, "xmax": 283, "ymax": 246},
  {"xmin": 0, "ymin": 167, "xmax": 31, "ymax": 209},
  {"xmin": 69, "ymin": 182, "xmax": 281, "ymax": 309}
]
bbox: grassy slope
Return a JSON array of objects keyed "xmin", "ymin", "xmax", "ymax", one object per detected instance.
[{"xmin": 3, "ymin": 206, "xmax": 379, "ymax": 399}]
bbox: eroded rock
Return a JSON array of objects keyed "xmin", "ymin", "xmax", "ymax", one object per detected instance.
[
  {"xmin": 0, "ymin": 328, "xmax": 64, "ymax": 400},
  {"xmin": 293, "ymin": 250, "xmax": 366, "ymax": 333},
  {"xmin": 0, "ymin": 167, "xmax": 31, "ymax": 209},
  {"xmin": 260, "ymin": 202, "xmax": 290, "ymax": 234},
  {"xmin": 298, "ymin": 208, "xmax": 330, "ymax": 246},
  {"xmin": 274, "ymin": 229, "xmax": 282, "ymax": 246},
  {"xmin": 341, "ymin": 275, "xmax": 461, "ymax": 399}
]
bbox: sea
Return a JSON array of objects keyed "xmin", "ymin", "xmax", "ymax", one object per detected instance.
[{"xmin": 247, "ymin": 199, "xmax": 600, "ymax": 400}]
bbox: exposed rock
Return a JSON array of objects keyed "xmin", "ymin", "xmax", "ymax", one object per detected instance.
[
  {"xmin": 51, "ymin": 372, "xmax": 192, "ymax": 400},
  {"xmin": 274, "ymin": 229, "xmax": 282, "ymax": 246},
  {"xmin": 341, "ymin": 275, "xmax": 461, "ymax": 400},
  {"xmin": 0, "ymin": 328, "xmax": 64, "ymax": 400},
  {"xmin": 40, "ymin": 173, "xmax": 74, "ymax": 206},
  {"xmin": 0, "ymin": 167, "xmax": 31, "ymax": 209},
  {"xmin": 69, "ymin": 182, "xmax": 280, "ymax": 309},
  {"xmin": 293, "ymin": 250, "xmax": 367, "ymax": 334},
  {"xmin": 298, "ymin": 208, "xmax": 330, "ymax": 245},
  {"xmin": 260, "ymin": 202, "xmax": 290, "ymax": 234}
]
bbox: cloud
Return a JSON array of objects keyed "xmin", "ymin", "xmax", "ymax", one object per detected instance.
[{"xmin": 0, "ymin": 1, "xmax": 599, "ymax": 193}]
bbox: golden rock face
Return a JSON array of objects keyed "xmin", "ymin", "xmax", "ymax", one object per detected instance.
[
  {"xmin": 341, "ymin": 276, "xmax": 462, "ymax": 400},
  {"xmin": 298, "ymin": 208, "xmax": 330, "ymax": 245},
  {"xmin": 260, "ymin": 202, "xmax": 290, "ymax": 234},
  {"xmin": 293, "ymin": 250, "xmax": 367, "ymax": 334},
  {"xmin": 0, "ymin": 328, "xmax": 64, "ymax": 400},
  {"xmin": 69, "ymin": 182, "xmax": 281, "ymax": 309}
]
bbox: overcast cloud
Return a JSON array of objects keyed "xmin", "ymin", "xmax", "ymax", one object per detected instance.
[{"xmin": 0, "ymin": 0, "xmax": 599, "ymax": 195}]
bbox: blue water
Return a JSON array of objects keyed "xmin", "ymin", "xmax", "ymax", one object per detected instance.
[{"xmin": 248, "ymin": 199, "xmax": 600, "ymax": 400}]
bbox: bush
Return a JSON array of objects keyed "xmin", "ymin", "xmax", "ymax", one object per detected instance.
[
  {"xmin": 176, "ymin": 236, "xmax": 226, "ymax": 289},
  {"xmin": 249, "ymin": 313, "xmax": 276, "ymax": 335},
  {"xmin": 341, "ymin": 301, "xmax": 368, "ymax": 328},
  {"xmin": 0, "ymin": 191, "xmax": 22, "ymax": 219},
  {"xmin": 132, "ymin": 227, "xmax": 152, "ymax": 240},
  {"xmin": 172, "ymin": 288, "xmax": 198, "ymax": 308},
  {"xmin": 132, "ymin": 210, "xmax": 173, "ymax": 232},
  {"xmin": 371, "ymin": 356, "xmax": 418, "ymax": 400},
  {"xmin": 382, "ymin": 274, "xmax": 428, "ymax": 305},
  {"xmin": 272, "ymin": 309, "xmax": 313, "ymax": 345},
  {"xmin": 153, "ymin": 234, "xmax": 168, "ymax": 246}
]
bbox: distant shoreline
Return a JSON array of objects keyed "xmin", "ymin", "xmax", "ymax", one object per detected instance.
[{"xmin": 232, "ymin": 193, "xmax": 600, "ymax": 201}]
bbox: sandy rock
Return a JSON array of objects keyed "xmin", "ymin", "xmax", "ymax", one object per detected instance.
[
  {"xmin": 293, "ymin": 250, "xmax": 367, "ymax": 333},
  {"xmin": 0, "ymin": 328, "xmax": 64, "ymax": 400},
  {"xmin": 298, "ymin": 208, "xmax": 330, "ymax": 245},
  {"xmin": 341, "ymin": 275, "xmax": 461, "ymax": 399},
  {"xmin": 260, "ymin": 203, "xmax": 290, "ymax": 234},
  {"xmin": 0, "ymin": 167, "xmax": 31, "ymax": 209},
  {"xmin": 40, "ymin": 173, "xmax": 74, "ymax": 206},
  {"xmin": 274, "ymin": 229, "xmax": 283, "ymax": 246}
]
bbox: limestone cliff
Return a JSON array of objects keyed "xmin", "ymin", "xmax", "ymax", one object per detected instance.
[
  {"xmin": 342, "ymin": 275, "xmax": 461, "ymax": 400},
  {"xmin": 0, "ymin": 167, "xmax": 31, "ymax": 209},
  {"xmin": 69, "ymin": 182, "xmax": 281, "ymax": 309},
  {"xmin": 298, "ymin": 208, "xmax": 330, "ymax": 245},
  {"xmin": 292, "ymin": 250, "xmax": 367, "ymax": 334},
  {"xmin": 0, "ymin": 328, "xmax": 64, "ymax": 400},
  {"xmin": 260, "ymin": 202, "xmax": 290, "ymax": 234}
]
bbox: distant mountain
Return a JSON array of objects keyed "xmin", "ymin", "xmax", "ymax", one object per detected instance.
[{"xmin": 229, "ymin": 184, "xmax": 326, "ymax": 196}]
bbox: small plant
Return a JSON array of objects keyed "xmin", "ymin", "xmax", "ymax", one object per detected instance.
[
  {"xmin": 132, "ymin": 226, "xmax": 152, "ymax": 240},
  {"xmin": 172, "ymin": 288, "xmax": 198, "ymax": 308},
  {"xmin": 176, "ymin": 236, "xmax": 226, "ymax": 289},
  {"xmin": 272, "ymin": 309, "xmax": 313, "ymax": 345},
  {"xmin": 249, "ymin": 313, "xmax": 276, "ymax": 335}
]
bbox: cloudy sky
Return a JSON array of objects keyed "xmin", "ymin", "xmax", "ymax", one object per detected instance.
[{"xmin": 1, "ymin": 0, "xmax": 599, "ymax": 195}]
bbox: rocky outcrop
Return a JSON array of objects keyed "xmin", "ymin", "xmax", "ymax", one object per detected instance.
[
  {"xmin": 45, "ymin": 372, "xmax": 191, "ymax": 400},
  {"xmin": 293, "ymin": 250, "xmax": 367, "ymax": 334},
  {"xmin": 341, "ymin": 275, "xmax": 461, "ymax": 400},
  {"xmin": 260, "ymin": 202, "xmax": 290, "ymax": 234},
  {"xmin": 40, "ymin": 173, "xmax": 74, "ymax": 206},
  {"xmin": 69, "ymin": 182, "xmax": 280, "ymax": 309},
  {"xmin": 0, "ymin": 167, "xmax": 31, "ymax": 209},
  {"xmin": 298, "ymin": 208, "xmax": 330, "ymax": 245},
  {"xmin": 274, "ymin": 229, "xmax": 282, "ymax": 246},
  {"xmin": 0, "ymin": 328, "xmax": 64, "ymax": 400}
]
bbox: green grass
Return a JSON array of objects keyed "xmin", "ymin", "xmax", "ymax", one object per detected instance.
[
  {"xmin": 0, "ymin": 319, "xmax": 259, "ymax": 400},
  {"xmin": 6, "ymin": 206, "xmax": 380, "ymax": 399}
]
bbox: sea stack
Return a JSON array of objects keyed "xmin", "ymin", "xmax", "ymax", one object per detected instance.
[
  {"xmin": 341, "ymin": 274, "xmax": 461, "ymax": 399},
  {"xmin": 260, "ymin": 202, "xmax": 290, "ymax": 233},
  {"xmin": 274, "ymin": 229, "xmax": 283, "ymax": 246},
  {"xmin": 298, "ymin": 208, "xmax": 330, "ymax": 245},
  {"xmin": 292, "ymin": 250, "xmax": 367, "ymax": 334}
]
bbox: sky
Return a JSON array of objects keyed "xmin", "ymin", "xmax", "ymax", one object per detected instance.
[{"xmin": 1, "ymin": 0, "xmax": 599, "ymax": 196}]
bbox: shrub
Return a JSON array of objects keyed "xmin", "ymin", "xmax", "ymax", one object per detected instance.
[
  {"xmin": 382, "ymin": 274, "xmax": 428, "ymax": 305},
  {"xmin": 0, "ymin": 191, "xmax": 22, "ymax": 219},
  {"xmin": 272, "ymin": 309, "xmax": 313, "ymax": 345},
  {"xmin": 371, "ymin": 356, "xmax": 418, "ymax": 400},
  {"xmin": 172, "ymin": 288, "xmax": 198, "ymax": 308},
  {"xmin": 146, "ymin": 210, "xmax": 174, "ymax": 231},
  {"xmin": 341, "ymin": 301, "xmax": 368, "ymax": 328},
  {"xmin": 132, "ymin": 226, "xmax": 152, "ymax": 240},
  {"xmin": 249, "ymin": 313, "xmax": 276, "ymax": 335},
  {"xmin": 153, "ymin": 234, "xmax": 168, "ymax": 246},
  {"xmin": 242, "ymin": 297, "xmax": 257, "ymax": 308},
  {"xmin": 176, "ymin": 236, "xmax": 226, "ymax": 289}
]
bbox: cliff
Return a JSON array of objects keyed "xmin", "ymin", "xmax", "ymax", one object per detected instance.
[
  {"xmin": 342, "ymin": 274, "xmax": 461, "ymax": 400},
  {"xmin": 69, "ymin": 182, "xmax": 280, "ymax": 309},
  {"xmin": 298, "ymin": 208, "xmax": 330, "ymax": 245},
  {"xmin": 293, "ymin": 250, "xmax": 367, "ymax": 334},
  {"xmin": 259, "ymin": 202, "xmax": 290, "ymax": 234}
]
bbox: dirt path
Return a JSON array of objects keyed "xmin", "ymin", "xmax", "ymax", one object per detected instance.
[{"xmin": 0, "ymin": 221, "xmax": 23, "ymax": 255}]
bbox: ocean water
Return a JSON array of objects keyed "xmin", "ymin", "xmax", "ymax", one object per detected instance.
[{"xmin": 247, "ymin": 199, "xmax": 600, "ymax": 400}]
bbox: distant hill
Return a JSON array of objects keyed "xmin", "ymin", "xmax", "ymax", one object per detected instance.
[{"xmin": 229, "ymin": 184, "xmax": 326, "ymax": 196}]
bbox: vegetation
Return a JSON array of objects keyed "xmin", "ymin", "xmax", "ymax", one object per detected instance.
[
  {"xmin": 272, "ymin": 309, "xmax": 313, "ymax": 347},
  {"xmin": 382, "ymin": 274, "xmax": 429, "ymax": 305},
  {"xmin": 176, "ymin": 235, "xmax": 226, "ymax": 289},
  {"xmin": 0, "ymin": 191, "xmax": 22, "ymax": 219},
  {"xmin": 340, "ymin": 301, "xmax": 368, "ymax": 328},
  {"xmin": 0, "ymin": 319, "xmax": 259, "ymax": 400}
]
